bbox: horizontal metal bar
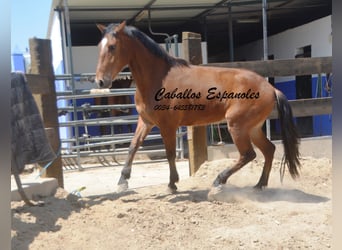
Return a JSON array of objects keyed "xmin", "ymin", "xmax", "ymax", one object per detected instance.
[
  {"xmin": 54, "ymin": 72, "xmax": 132, "ymax": 80},
  {"xmin": 69, "ymin": 134, "xmax": 163, "ymax": 150},
  {"xmin": 64, "ymin": 0, "xmax": 285, "ymax": 12},
  {"xmin": 61, "ymin": 148, "xmax": 183, "ymax": 158},
  {"xmin": 61, "ymin": 130, "xmax": 187, "ymax": 145},
  {"xmin": 61, "ymin": 130, "xmax": 186, "ymax": 142},
  {"xmin": 58, "ymin": 104, "xmax": 136, "ymax": 111},
  {"xmin": 57, "ymin": 89, "xmax": 136, "ymax": 100},
  {"xmin": 61, "ymin": 133, "xmax": 138, "ymax": 142},
  {"xmin": 59, "ymin": 115, "xmax": 139, "ymax": 127}
]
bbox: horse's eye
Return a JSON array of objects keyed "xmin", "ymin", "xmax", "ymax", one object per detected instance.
[{"xmin": 108, "ymin": 45, "xmax": 116, "ymax": 52}]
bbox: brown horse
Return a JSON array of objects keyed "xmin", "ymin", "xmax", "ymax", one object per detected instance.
[{"xmin": 95, "ymin": 22, "xmax": 300, "ymax": 193}]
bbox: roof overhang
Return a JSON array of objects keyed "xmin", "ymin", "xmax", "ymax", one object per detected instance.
[{"xmin": 48, "ymin": 0, "xmax": 331, "ymax": 60}]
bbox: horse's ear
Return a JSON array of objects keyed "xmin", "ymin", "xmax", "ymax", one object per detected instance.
[
  {"xmin": 96, "ymin": 24, "xmax": 106, "ymax": 33},
  {"xmin": 117, "ymin": 21, "xmax": 126, "ymax": 32}
]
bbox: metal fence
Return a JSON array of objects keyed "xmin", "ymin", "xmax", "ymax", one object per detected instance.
[{"xmin": 55, "ymin": 73, "xmax": 186, "ymax": 170}]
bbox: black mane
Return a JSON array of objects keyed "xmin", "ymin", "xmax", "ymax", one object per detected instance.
[{"xmin": 105, "ymin": 23, "xmax": 189, "ymax": 67}]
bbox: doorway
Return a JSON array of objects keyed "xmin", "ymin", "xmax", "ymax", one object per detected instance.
[{"xmin": 295, "ymin": 45, "xmax": 313, "ymax": 137}]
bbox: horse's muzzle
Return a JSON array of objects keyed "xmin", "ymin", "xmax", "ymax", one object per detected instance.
[
  {"xmin": 97, "ymin": 79, "xmax": 105, "ymax": 88},
  {"xmin": 95, "ymin": 78, "xmax": 112, "ymax": 88}
]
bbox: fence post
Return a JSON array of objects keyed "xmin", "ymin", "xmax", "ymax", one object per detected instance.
[
  {"xmin": 28, "ymin": 38, "xmax": 64, "ymax": 187},
  {"xmin": 182, "ymin": 32, "xmax": 208, "ymax": 175}
]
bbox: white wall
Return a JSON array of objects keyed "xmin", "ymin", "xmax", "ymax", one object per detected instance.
[
  {"xmin": 235, "ymin": 15, "xmax": 332, "ymax": 61},
  {"xmin": 71, "ymin": 42, "xmax": 208, "ymax": 89},
  {"xmin": 49, "ymin": 12, "xmax": 72, "ymax": 146},
  {"xmin": 72, "ymin": 46, "xmax": 99, "ymax": 74},
  {"xmin": 235, "ymin": 16, "xmax": 331, "ymax": 83},
  {"xmin": 71, "ymin": 46, "xmax": 99, "ymax": 90},
  {"xmin": 72, "ymin": 42, "xmax": 208, "ymax": 74}
]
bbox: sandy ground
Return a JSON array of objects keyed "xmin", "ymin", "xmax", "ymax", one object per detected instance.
[{"xmin": 11, "ymin": 156, "xmax": 331, "ymax": 250}]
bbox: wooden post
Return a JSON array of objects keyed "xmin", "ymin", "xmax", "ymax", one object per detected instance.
[
  {"xmin": 27, "ymin": 38, "xmax": 64, "ymax": 187},
  {"xmin": 182, "ymin": 32, "xmax": 208, "ymax": 175}
]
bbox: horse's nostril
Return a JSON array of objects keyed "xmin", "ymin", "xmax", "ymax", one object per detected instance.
[{"xmin": 98, "ymin": 80, "xmax": 104, "ymax": 87}]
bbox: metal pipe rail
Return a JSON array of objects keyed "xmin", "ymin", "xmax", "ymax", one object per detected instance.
[
  {"xmin": 62, "ymin": 148, "xmax": 184, "ymax": 159},
  {"xmin": 61, "ymin": 133, "xmax": 136, "ymax": 143},
  {"xmin": 59, "ymin": 104, "xmax": 136, "ymax": 111},
  {"xmin": 59, "ymin": 115, "xmax": 139, "ymax": 127},
  {"xmin": 61, "ymin": 130, "xmax": 187, "ymax": 143},
  {"xmin": 55, "ymin": 72, "xmax": 132, "ymax": 79},
  {"xmin": 56, "ymin": 71, "xmax": 186, "ymax": 166},
  {"xmin": 61, "ymin": 131, "xmax": 187, "ymax": 151},
  {"xmin": 57, "ymin": 88, "xmax": 136, "ymax": 100},
  {"xmin": 67, "ymin": 134, "xmax": 163, "ymax": 150}
]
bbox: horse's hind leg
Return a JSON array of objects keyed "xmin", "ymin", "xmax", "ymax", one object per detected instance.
[
  {"xmin": 250, "ymin": 126, "xmax": 276, "ymax": 189},
  {"xmin": 160, "ymin": 128, "xmax": 179, "ymax": 193},
  {"xmin": 213, "ymin": 124, "xmax": 256, "ymax": 187},
  {"xmin": 117, "ymin": 116, "xmax": 153, "ymax": 191}
]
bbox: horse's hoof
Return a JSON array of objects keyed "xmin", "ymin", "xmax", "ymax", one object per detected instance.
[
  {"xmin": 207, "ymin": 185, "xmax": 223, "ymax": 201},
  {"xmin": 253, "ymin": 186, "xmax": 265, "ymax": 191},
  {"xmin": 117, "ymin": 180, "xmax": 129, "ymax": 193},
  {"xmin": 167, "ymin": 183, "xmax": 178, "ymax": 194},
  {"xmin": 212, "ymin": 180, "xmax": 220, "ymax": 187},
  {"xmin": 167, "ymin": 187, "xmax": 178, "ymax": 194},
  {"xmin": 212, "ymin": 177, "xmax": 224, "ymax": 187},
  {"xmin": 117, "ymin": 184, "xmax": 128, "ymax": 193},
  {"xmin": 253, "ymin": 183, "xmax": 266, "ymax": 190}
]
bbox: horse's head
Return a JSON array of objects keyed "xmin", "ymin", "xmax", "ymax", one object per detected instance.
[{"xmin": 95, "ymin": 21, "xmax": 129, "ymax": 88}]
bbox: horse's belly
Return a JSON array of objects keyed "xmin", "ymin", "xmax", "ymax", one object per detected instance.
[
  {"xmin": 182, "ymin": 114, "xmax": 223, "ymax": 127},
  {"xmin": 176, "ymin": 104, "xmax": 226, "ymax": 126},
  {"xmin": 137, "ymin": 100, "xmax": 226, "ymax": 127}
]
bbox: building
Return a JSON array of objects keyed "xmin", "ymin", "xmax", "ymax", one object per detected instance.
[{"xmin": 46, "ymin": 0, "xmax": 331, "ymax": 143}]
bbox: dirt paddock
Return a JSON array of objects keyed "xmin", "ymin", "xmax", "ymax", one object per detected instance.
[{"xmin": 11, "ymin": 152, "xmax": 331, "ymax": 250}]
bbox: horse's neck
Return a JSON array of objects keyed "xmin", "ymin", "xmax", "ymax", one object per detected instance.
[{"xmin": 128, "ymin": 47, "xmax": 170, "ymax": 99}]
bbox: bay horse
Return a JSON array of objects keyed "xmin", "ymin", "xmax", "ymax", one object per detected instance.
[{"xmin": 95, "ymin": 21, "xmax": 300, "ymax": 193}]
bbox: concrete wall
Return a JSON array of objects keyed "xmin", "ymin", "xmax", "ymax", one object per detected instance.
[{"xmin": 208, "ymin": 136, "xmax": 332, "ymax": 161}]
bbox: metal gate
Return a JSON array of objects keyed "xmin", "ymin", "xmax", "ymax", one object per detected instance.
[{"xmin": 56, "ymin": 73, "xmax": 186, "ymax": 170}]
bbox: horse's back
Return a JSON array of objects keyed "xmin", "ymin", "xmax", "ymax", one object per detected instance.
[{"xmin": 169, "ymin": 65, "xmax": 272, "ymax": 90}]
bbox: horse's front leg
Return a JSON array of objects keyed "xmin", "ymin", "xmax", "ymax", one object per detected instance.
[
  {"xmin": 160, "ymin": 128, "xmax": 179, "ymax": 193},
  {"xmin": 117, "ymin": 116, "xmax": 153, "ymax": 192}
]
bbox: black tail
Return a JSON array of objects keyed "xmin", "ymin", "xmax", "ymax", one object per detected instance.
[{"xmin": 274, "ymin": 89, "xmax": 301, "ymax": 181}]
